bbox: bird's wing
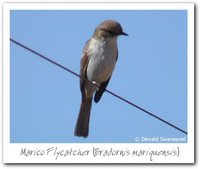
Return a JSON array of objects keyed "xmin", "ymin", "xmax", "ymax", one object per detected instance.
[
  {"xmin": 80, "ymin": 40, "xmax": 90, "ymax": 95},
  {"xmin": 94, "ymin": 77, "xmax": 111, "ymax": 103}
]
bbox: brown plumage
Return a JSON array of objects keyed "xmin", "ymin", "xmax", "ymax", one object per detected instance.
[{"xmin": 75, "ymin": 20, "xmax": 128, "ymax": 137}]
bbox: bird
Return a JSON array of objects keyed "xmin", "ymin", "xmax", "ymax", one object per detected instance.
[{"xmin": 74, "ymin": 20, "xmax": 128, "ymax": 137}]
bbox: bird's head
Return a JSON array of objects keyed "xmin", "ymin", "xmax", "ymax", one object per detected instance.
[{"xmin": 93, "ymin": 20, "xmax": 128, "ymax": 39}]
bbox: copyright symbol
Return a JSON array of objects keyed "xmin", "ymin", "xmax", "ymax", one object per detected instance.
[{"xmin": 135, "ymin": 137, "xmax": 140, "ymax": 142}]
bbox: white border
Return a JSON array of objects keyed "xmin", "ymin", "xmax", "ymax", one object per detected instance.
[{"xmin": 3, "ymin": 2, "xmax": 194, "ymax": 163}]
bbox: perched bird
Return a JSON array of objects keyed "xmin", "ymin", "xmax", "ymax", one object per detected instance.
[{"xmin": 75, "ymin": 20, "xmax": 128, "ymax": 137}]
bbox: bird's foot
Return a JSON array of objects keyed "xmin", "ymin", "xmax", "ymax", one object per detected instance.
[{"xmin": 92, "ymin": 81, "xmax": 100, "ymax": 91}]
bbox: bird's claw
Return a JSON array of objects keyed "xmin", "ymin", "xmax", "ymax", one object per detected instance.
[{"xmin": 92, "ymin": 81, "xmax": 100, "ymax": 91}]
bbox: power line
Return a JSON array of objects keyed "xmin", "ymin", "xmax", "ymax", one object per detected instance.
[{"xmin": 10, "ymin": 38, "xmax": 188, "ymax": 135}]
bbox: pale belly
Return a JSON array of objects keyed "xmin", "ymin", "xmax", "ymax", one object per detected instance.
[{"xmin": 86, "ymin": 42, "xmax": 117, "ymax": 83}]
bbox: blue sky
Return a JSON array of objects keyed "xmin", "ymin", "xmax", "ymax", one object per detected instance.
[{"xmin": 10, "ymin": 10, "xmax": 187, "ymax": 143}]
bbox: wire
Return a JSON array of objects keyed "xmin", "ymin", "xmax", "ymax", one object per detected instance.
[{"xmin": 10, "ymin": 38, "xmax": 188, "ymax": 135}]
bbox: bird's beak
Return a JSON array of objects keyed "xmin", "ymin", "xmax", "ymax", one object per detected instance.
[{"xmin": 120, "ymin": 31, "xmax": 128, "ymax": 36}]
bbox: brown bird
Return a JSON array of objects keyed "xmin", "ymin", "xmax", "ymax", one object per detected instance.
[{"xmin": 75, "ymin": 20, "xmax": 128, "ymax": 137}]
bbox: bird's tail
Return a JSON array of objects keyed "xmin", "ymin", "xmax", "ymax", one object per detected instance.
[{"xmin": 74, "ymin": 97, "xmax": 92, "ymax": 138}]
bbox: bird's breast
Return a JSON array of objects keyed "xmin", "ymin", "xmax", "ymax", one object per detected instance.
[{"xmin": 87, "ymin": 38, "xmax": 117, "ymax": 83}]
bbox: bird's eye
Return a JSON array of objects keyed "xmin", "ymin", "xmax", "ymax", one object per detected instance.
[
  {"xmin": 101, "ymin": 28, "xmax": 116, "ymax": 36},
  {"xmin": 108, "ymin": 30, "xmax": 115, "ymax": 35}
]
